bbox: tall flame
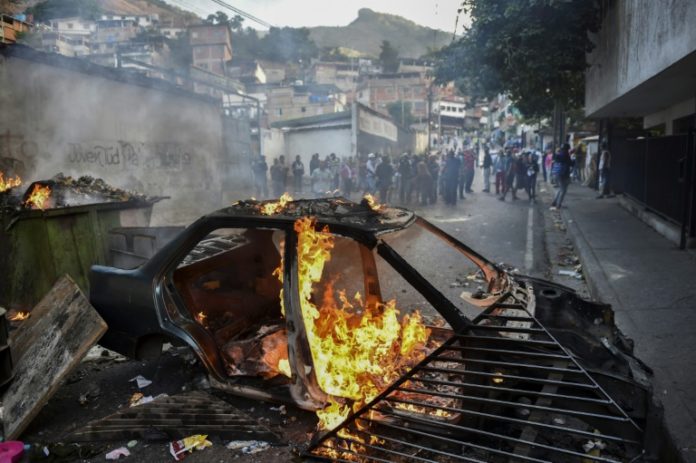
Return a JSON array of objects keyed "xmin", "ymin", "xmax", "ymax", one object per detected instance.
[
  {"xmin": 25, "ymin": 184, "xmax": 52, "ymax": 210},
  {"xmin": 260, "ymin": 192, "xmax": 293, "ymax": 215},
  {"xmin": 291, "ymin": 217, "xmax": 430, "ymax": 430},
  {"xmin": 0, "ymin": 172, "xmax": 22, "ymax": 193}
]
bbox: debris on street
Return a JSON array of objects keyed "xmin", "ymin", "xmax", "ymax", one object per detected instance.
[
  {"xmin": 559, "ymin": 268, "xmax": 584, "ymax": 279},
  {"xmin": 128, "ymin": 375, "xmax": 152, "ymax": 389},
  {"xmin": 225, "ymin": 440, "xmax": 271, "ymax": 454},
  {"xmin": 168, "ymin": 434, "xmax": 212, "ymax": 461},
  {"xmin": 105, "ymin": 447, "xmax": 130, "ymax": 460}
]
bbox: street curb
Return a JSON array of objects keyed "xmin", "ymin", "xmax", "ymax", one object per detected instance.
[{"xmin": 559, "ymin": 207, "xmax": 624, "ymax": 310}]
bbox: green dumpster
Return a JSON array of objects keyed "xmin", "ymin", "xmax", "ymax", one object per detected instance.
[{"xmin": 0, "ymin": 200, "xmax": 158, "ymax": 310}]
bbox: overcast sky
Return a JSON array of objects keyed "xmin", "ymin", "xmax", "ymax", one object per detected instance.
[{"xmin": 165, "ymin": 0, "xmax": 466, "ymax": 32}]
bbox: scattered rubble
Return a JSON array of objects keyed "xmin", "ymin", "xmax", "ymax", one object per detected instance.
[
  {"xmin": 168, "ymin": 434, "xmax": 212, "ymax": 461},
  {"xmin": 105, "ymin": 447, "xmax": 130, "ymax": 460},
  {"xmin": 226, "ymin": 440, "xmax": 271, "ymax": 454},
  {"xmin": 129, "ymin": 375, "xmax": 152, "ymax": 389}
]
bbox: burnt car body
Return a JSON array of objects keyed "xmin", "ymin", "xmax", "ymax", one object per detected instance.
[{"xmin": 90, "ymin": 198, "xmax": 657, "ymax": 461}]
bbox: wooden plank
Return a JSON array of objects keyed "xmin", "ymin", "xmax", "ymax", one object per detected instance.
[{"xmin": 3, "ymin": 275, "xmax": 107, "ymax": 440}]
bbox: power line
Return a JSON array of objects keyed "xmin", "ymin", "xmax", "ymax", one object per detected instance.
[
  {"xmin": 206, "ymin": 0, "xmax": 273, "ymax": 29},
  {"xmin": 168, "ymin": 0, "xmax": 210, "ymax": 18}
]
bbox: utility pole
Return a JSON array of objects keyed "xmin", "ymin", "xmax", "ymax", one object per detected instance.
[{"xmin": 427, "ymin": 85, "xmax": 433, "ymax": 153}]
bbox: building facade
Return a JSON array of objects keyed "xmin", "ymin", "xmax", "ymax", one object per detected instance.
[
  {"xmin": 585, "ymin": 0, "xmax": 696, "ymax": 134},
  {"xmin": 356, "ymin": 72, "xmax": 430, "ymax": 120},
  {"xmin": 188, "ymin": 23, "xmax": 232, "ymax": 76},
  {"xmin": 0, "ymin": 14, "xmax": 31, "ymax": 44}
]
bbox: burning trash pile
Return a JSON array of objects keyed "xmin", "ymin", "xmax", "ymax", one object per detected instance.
[{"xmin": 0, "ymin": 172, "xmax": 161, "ymax": 213}]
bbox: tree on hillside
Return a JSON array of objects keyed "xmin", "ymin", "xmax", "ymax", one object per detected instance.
[
  {"xmin": 27, "ymin": 0, "xmax": 101, "ymax": 21},
  {"xmin": 205, "ymin": 11, "xmax": 244, "ymax": 32},
  {"xmin": 379, "ymin": 40, "xmax": 400, "ymax": 73},
  {"xmin": 258, "ymin": 27, "xmax": 318, "ymax": 64},
  {"xmin": 231, "ymin": 27, "xmax": 262, "ymax": 62},
  {"xmin": 435, "ymin": 0, "xmax": 601, "ymax": 119}
]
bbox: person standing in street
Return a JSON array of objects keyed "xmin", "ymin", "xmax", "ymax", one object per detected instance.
[
  {"xmin": 463, "ymin": 148, "xmax": 476, "ymax": 194},
  {"xmin": 328, "ymin": 153, "xmax": 340, "ymax": 191},
  {"xmin": 494, "ymin": 149, "xmax": 507, "ymax": 195},
  {"xmin": 365, "ymin": 153, "xmax": 378, "ymax": 194},
  {"xmin": 376, "ymin": 154, "xmax": 394, "ymax": 202},
  {"xmin": 427, "ymin": 155, "xmax": 440, "ymax": 204},
  {"xmin": 270, "ymin": 158, "xmax": 283, "ymax": 197},
  {"xmin": 443, "ymin": 151, "xmax": 461, "ymax": 205},
  {"xmin": 512, "ymin": 151, "xmax": 527, "ymax": 200},
  {"xmin": 551, "ymin": 143, "xmax": 573, "ymax": 209},
  {"xmin": 292, "ymin": 155, "xmax": 305, "ymax": 194},
  {"xmin": 340, "ymin": 158, "xmax": 353, "ymax": 197},
  {"xmin": 278, "ymin": 155, "xmax": 289, "ymax": 194},
  {"xmin": 525, "ymin": 151, "xmax": 539, "ymax": 202},
  {"xmin": 597, "ymin": 142, "xmax": 612, "ymax": 198},
  {"xmin": 398, "ymin": 153, "xmax": 413, "ymax": 204},
  {"xmin": 457, "ymin": 150, "xmax": 466, "ymax": 200},
  {"xmin": 499, "ymin": 151, "xmax": 516, "ymax": 201},
  {"xmin": 481, "ymin": 148, "xmax": 492, "ymax": 192},
  {"xmin": 311, "ymin": 160, "xmax": 333, "ymax": 197},
  {"xmin": 544, "ymin": 147, "xmax": 554, "ymax": 184},
  {"xmin": 415, "ymin": 160, "xmax": 433, "ymax": 206},
  {"xmin": 309, "ymin": 153, "xmax": 320, "ymax": 175},
  {"xmin": 574, "ymin": 143, "xmax": 586, "ymax": 183}
]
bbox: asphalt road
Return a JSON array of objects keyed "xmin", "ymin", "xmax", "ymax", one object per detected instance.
[{"xmin": 409, "ymin": 170, "xmax": 549, "ymax": 277}]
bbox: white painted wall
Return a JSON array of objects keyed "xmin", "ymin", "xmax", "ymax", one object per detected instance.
[
  {"xmin": 644, "ymin": 97, "xmax": 696, "ymax": 134},
  {"xmin": 260, "ymin": 128, "xmax": 286, "ymax": 159},
  {"xmin": 286, "ymin": 127, "xmax": 352, "ymax": 168}
]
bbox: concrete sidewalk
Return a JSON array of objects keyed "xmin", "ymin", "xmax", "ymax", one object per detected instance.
[{"xmin": 557, "ymin": 183, "xmax": 696, "ymax": 462}]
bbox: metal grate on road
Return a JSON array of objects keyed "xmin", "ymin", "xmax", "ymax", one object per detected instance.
[{"xmin": 304, "ymin": 289, "xmax": 645, "ymax": 463}]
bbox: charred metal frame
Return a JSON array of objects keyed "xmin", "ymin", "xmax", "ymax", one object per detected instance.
[{"xmin": 91, "ymin": 201, "xmax": 510, "ymax": 412}]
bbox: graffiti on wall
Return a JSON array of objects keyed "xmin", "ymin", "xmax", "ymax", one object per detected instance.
[{"xmin": 66, "ymin": 141, "xmax": 193, "ymax": 171}]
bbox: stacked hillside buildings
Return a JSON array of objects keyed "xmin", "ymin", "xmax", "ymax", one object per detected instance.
[{"xmin": 1, "ymin": 9, "xmax": 500, "ymax": 157}]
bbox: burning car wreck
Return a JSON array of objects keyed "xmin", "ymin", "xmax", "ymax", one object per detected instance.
[{"xmin": 90, "ymin": 196, "xmax": 657, "ymax": 462}]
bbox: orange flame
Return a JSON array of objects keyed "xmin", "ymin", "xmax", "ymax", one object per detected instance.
[
  {"xmin": 25, "ymin": 184, "xmax": 52, "ymax": 210},
  {"xmin": 195, "ymin": 311, "xmax": 207, "ymax": 326},
  {"xmin": 362, "ymin": 193, "xmax": 382, "ymax": 211},
  {"xmin": 260, "ymin": 192, "xmax": 293, "ymax": 215},
  {"xmin": 290, "ymin": 217, "xmax": 430, "ymax": 431},
  {"xmin": 0, "ymin": 172, "xmax": 22, "ymax": 193},
  {"xmin": 8, "ymin": 310, "xmax": 30, "ymax": 321}
]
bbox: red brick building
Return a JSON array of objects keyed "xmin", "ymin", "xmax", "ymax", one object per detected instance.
[{"xmin": 188, "ymin": 23, "xmax": 232, "ymax": 76}]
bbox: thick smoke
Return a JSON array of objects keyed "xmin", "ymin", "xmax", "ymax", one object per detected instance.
[{"xmin": 0, "ymin": 48, "xmax": 254, "ymax": 225}]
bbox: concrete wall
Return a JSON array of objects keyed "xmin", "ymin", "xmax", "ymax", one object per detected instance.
[
  {"xmin": 586, "ymin": 0, "xmax": 696, "ymax": 117},
  {"xmin": 286, "ymin": 127, "xmax": 352, "ymax": 169},
  {"xmin": 260, "ymin": 128, "xmax": 286, "ymax": 160},
  {"xmin": 644, "ymin": 97, "xmax": 696, "ymax": 134},
  {"xmin": 0, "ymin": 50, "xmax": 226, "ymax": 225}
]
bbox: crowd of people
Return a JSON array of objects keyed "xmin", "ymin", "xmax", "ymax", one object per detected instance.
[
  {"xmin": 250, "ymin": 138, "xmax": 611, "ymax": 210},
  {"xmin": 250, "ymin": 144, "xmax": 481, "ymax": 207}
]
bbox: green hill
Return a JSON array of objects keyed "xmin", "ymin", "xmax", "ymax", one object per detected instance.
[{"xmin": 308, "ymin": 8, "xmax": 452, "ymax": 59}]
